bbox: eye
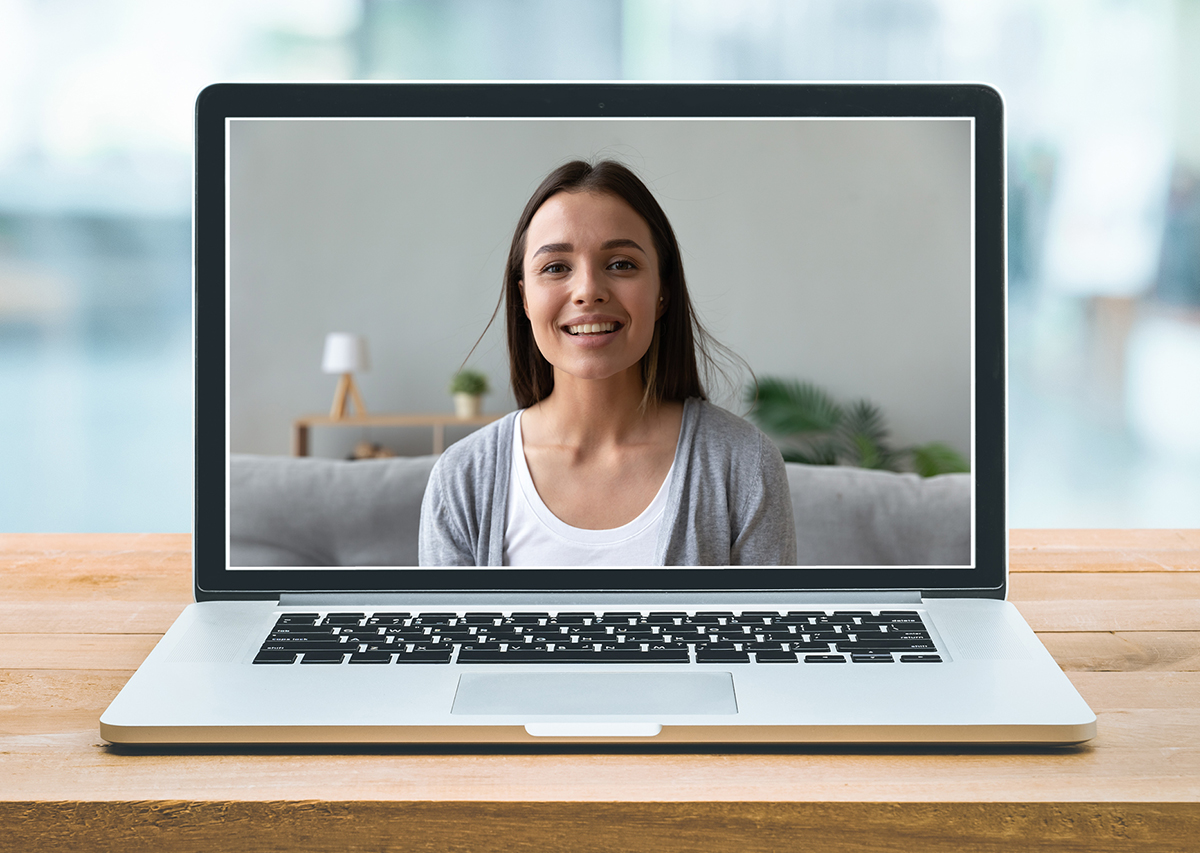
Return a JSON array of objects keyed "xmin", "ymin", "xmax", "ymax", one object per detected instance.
[
  {"xmin": 540, "ymin": 262, "xmax": 569, "ymax": 275},
  {"xmin": 608, "ymin": 259, "xmax": 637, "ymax": 271}
]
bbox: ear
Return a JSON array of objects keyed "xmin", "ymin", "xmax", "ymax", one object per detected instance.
[
  {"xmin": 656, "ymin": 290, "xmax": 667, "ymax": 320},
  {"xmin": 519, "ymin": 280, "xmax": 529, "ymax": 318}
]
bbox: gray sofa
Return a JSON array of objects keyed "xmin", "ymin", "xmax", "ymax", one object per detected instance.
[{"xmin": 230, "ymin": 453, "xmax": 969, "ymax": 567}]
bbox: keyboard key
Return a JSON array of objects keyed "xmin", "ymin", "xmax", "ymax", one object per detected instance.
[
  {"xmin": 885, "ymin": 631, "xmax": 932, "ymax": 641},
  {"xmin": 838, "ymin": 641, "xmax": 937, "ymax": 653},
  {"xmin": 564, "ymin": 630, "xmax": 611, "ymax": 643},
  {"xmin": 320, "ymin": 613, "xmax": 365, "ymax": 626},
  {"xmin": 506, "ymin": 612, "xmax": 550, "ymax": 625},
  {"xmin": 382, "ymin": 630, "xmax": 430, "ymax": 643},
  {"xmin": 594, "ymin": 612, "xmax": 641, "ymax": 625},
  {"xmin": 734, "ymin": 611, "xmax": 780, "ymax": 624},
  {"xmin": 805, "ymin": 631, "xmax": 843, "ymax": 641},
  {"xmin": 462, "ymin": 633, "xmax": 504, "ymax": 645},
  {"xmin": 275, "ymin": 613, "xmax": 320, "ymax": 626},
  {"xmin": 696, "ymin": 649, "xmax": 750, "ymax": 663},
  {"xmin": 456, "ymin": 646, "xmax": 689, "ymax": 664},
  {"xmin": 429, "ymin": 624, "xmax": 475, "ymax": 637},
  {"xmin": 593, "ymin": 648, "xmax": 689, "ymax": 663},
  {"xmin": 804, "ymin": 654, "xmax": 847, "ymax": 663},
  {"xmin": 755, "ymin": 650, "xmax": 798, "ymax": 663},
  {"xmin": 267, "ymin": 626, "xmax": 337, "ymax": 637},
  {"xmin": 300, "ymin": 651, "xmax": 346, "ymax": 664},
  {"xmin": 411, "ymin": 613, "xmax": 458, "ymax": 625},
  {"xmin": 253, "ymin": 651, "xmax": 297, "ymax": 664},
  {"xmin": 519, "ymin": 631, "xmax": 566, "ymax": 644},
  {"xmin": 724, "ymin": 633, "xmax": 757, "ymax": 645},
  {"xmin": 462, "ymin": 612, "xmax": 503, "ymax": 625},
  {"xmin": 881, "ymin": 611, "xmax": 923, "ymax": 622},
  {"xmin": 348, "ymin": 652, "xmax": 393, "ymax": 664},
  {"xmin": 551, "ymin": 612, "xmax": 593, "ymax": 624},
  {"xmin": 610, "ymin": 627, "xmax": 659, "ymax": 640},
  {"xmin": 851, "ymin": 653, "xmax": 895, "ymax": 663},
  {"xmin": 758, "ymin": 628, "xmax": 798, "ymax": 641},
  {"xmin": 460, "ymin": 647, "xmax": 551, "ymax": 662},
  {"xmin": 366, "ymin": 612, "xmax": 410, "ymax": 626},
  {"xmin": 900, "ymin": 654, "xmax": 943, "ymax": 663},
  {"xmin": 261, "ymin": 640, "xmax": 347, "ymax": 652},
  {"xmin": 398, "ymin": 649, "xmax": 452, "ymax": 663},
  {"xmin": 339, "ymin": 629, "xmax": 383, "ymax": 641},
  {"xmin": 781, "ymin": 611, "xmax": 824, "ymax": 623},
  {"xmin": 645, "ymin": 612, "xmax": 687, "ymax": 624},
  {"xmin": 691, "ymin": 611, "xmax": 735, "ymax": 625}
]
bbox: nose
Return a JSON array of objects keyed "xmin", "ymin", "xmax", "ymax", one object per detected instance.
[{"xmin": 572, "ymin": 263, "xmax": 608, "ymax": 305}]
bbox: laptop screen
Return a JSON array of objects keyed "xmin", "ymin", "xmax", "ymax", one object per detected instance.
[{"xmin": 197, "ymin": 83, "xmax": 1005, "ymax": 598}]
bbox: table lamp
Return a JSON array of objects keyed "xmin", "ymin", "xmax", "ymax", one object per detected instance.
[{"xmin": 322, "ymin": 332, "xmax": 369, "ymax": 419}]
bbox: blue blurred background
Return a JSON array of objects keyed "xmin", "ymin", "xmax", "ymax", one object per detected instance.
[{"xmin": 1, "ymin": 0, "xmax": 1198, "ymax": 531}]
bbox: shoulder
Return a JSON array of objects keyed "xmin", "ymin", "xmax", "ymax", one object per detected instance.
[
  {"xmin": 684, "ymin": 398, "xmax": 772, "ymax": 460},
  {"xmin": 434, "ymin": 411, "xmax": 516, "ymax": 469},
  {"xmin": 680, "ymin": 399, "xmax": 788, "ymax": 500},
  {"xmin": 427, "ymin": 411, "xmax": 518, "ymax": 495}
]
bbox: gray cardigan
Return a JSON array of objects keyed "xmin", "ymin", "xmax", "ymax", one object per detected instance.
[{"xmin": 418, "ymin": 398, "xmax": 798, "ymax": 566}]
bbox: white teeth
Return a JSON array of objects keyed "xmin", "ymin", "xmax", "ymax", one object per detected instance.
[{"xmin": 567, "ymin": 322, "xmax": 617, "ymax": 335}]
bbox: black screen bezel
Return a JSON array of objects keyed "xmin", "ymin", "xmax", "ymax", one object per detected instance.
[{"xmin": 195, "ymin": 82, "xmax": 1006, "ymax": 600}]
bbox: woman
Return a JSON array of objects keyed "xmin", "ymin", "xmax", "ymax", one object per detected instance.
[{"xmin": 419, "ymin": 160, "xmax": 796, "ymax": 566}]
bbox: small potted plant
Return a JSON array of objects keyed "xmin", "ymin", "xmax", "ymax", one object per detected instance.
[{"xmin": 449, "ymin": 369, "xmax": 489, "ymax": 418}]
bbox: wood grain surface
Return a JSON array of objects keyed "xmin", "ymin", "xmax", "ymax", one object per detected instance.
[{"xmin": 1, "ymin": 531, "xmax": 1197, "ymax": 852}]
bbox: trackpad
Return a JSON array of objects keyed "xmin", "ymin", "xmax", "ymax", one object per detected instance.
[{"xmin": 451, "ymin": 672, "xmax": 737, "ymax": 715}]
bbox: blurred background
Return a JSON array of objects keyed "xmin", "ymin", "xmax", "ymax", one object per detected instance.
[{"xmin": 1, "ymin": 0, "xmax": 1197, "ymax": 532}]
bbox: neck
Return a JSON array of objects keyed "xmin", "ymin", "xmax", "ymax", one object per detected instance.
[{"xmin": 535, "ymin": 365, "xmax": 658, "ymax": 445}]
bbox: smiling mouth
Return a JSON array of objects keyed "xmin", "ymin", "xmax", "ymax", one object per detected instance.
[{"xmin": 564, "ymin": 322, "xmax": 622, "ymax": 336}]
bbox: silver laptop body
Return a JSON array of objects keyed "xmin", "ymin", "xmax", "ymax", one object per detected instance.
[{"xmin": 101, "ymin": 82, "xmax": 1096, "ymax": 745}]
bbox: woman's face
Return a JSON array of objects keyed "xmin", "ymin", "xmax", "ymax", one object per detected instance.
[{"xmin": 520, "ymin": 190, "xmax": 663, "ymax": 387}]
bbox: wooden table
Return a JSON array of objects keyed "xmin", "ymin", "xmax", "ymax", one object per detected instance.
[
  {"xmin": 292, "ymin": 413, "xmax": 505, "ymax": 456},
  {"xmin": 1, "ymin": 531, "xmax": 1197, "ymax": 852}
]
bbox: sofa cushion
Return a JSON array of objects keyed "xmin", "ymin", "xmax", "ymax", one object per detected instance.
[
  {"xmin": 229, "ymin": 453, "xmax": 438, "ymax": 567},
  {"xmin": 228, "ymin": 454, "xmax": 971, "ymax": 567},
  {"xmin": 787, "ymin": 463, "xmax": 970, "ymax": 565}
]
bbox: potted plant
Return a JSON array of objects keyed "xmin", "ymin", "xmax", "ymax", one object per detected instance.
[
  {"xmin": 449, "ymin": 369, "xmax": 489, "ymax": 418},
  {"xmin": 745, "ymin": 377, "xmax": 969, "ymax": 477}
]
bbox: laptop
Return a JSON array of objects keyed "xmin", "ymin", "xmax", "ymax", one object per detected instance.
[{"xmin": 101, "ymin": 82, "xmax": 1096, "ymax": 745}]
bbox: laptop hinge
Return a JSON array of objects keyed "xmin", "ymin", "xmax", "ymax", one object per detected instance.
[{"xmin": 277, "ymin": 590, "xmax": 924, "ymax": 607}]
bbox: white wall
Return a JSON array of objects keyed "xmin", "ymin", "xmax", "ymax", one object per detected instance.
[{"xmin": 229, "ymin": 118, "xmax": 971, "ymax": 459}]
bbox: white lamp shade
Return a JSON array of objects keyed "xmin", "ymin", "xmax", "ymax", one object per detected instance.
[{"xmin": 322, "ymin": 333, "xmax": 369, "ymax": 374}]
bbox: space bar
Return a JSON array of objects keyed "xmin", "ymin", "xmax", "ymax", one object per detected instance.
[{"xmin": 457, "ymin": 649, "xmax": 689, "ymax": 663}]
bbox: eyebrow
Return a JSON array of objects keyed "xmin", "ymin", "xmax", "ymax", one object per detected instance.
[{"xmin": 531, "ymin": 239, "xmax": 647, "ymax": 258}]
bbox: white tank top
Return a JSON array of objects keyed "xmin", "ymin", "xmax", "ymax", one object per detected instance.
[{"xmin": 504, "ymin": 410, "xmax": 675, "ymax": 566}]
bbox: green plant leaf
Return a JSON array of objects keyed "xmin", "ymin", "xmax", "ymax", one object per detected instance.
[
  {"xmin": 781, "ymin": 438, "xmax": 841, "ymax": 466},
  {"xmin": 449, "ymin": 370, "xmax": 489, "ymax": 395},
  {"xmin": 910, "ymin": 442, "xmax": 970, "ymax": 477},
  {"xmin": 838, "ymin": 401, "xmax": 899, "ymax": 470},
  {"xmin": 746, "ymin": 378, "xmax": 843, "ymax": 437}
]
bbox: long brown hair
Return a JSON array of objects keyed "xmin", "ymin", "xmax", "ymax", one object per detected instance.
[{"xmin": 501, "ymin": 159, "xmax": 713, "ymax": 409}]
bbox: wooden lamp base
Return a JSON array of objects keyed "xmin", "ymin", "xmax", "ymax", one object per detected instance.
[{"xmin": 329, "ymin": 372, "xmax": 367, "ymax": 419}]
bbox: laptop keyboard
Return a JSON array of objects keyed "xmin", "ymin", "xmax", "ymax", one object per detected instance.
[{"xmin": 253, "ymin": 610, "xmax": 942, "ymax": 665}]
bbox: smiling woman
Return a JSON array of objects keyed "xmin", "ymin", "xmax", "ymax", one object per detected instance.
[{"xmin": 418, "ymin": 160, "xmax": 797, "ymax": 567}]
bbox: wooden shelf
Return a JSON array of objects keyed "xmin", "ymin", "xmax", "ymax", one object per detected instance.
[{"xmin": 292, "ymin": 412, "xmax": 505, "ymax": 456}]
